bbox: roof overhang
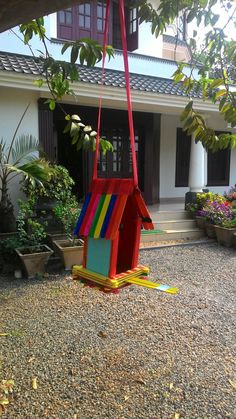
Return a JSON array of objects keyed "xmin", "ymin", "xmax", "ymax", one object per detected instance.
[
  {"xmin": 0, "ymin": 70, "xmax": 219, "ymax": 116},
  {"xmin": 0, "ymin": 1, "xmax": 86, "ymax": 33},
  {"xmin": 0, "ymin": 0, "xmax": 131, "ymax": 33}
]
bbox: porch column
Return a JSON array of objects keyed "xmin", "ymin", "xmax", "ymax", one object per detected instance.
[{"xmin": 188, "ymin": 134, "xmax": 205, "ymax": 192}]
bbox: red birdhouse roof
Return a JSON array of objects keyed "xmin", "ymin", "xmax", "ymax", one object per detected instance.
[{"xmin": 74, "ymin": 178, "xmax": 154, "ymax": 240}]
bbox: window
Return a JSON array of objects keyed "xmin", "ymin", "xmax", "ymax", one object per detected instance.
[
  {"xmin": 126, "ymin": 7, "xmax": 139, "ymax": 51},
  {"xmin": 98, "ymin": 151, "xmax": 107, "ymax": 173},
  {"xmin": 97, "ymin": 127, "xmax": 140, "ymax": 178},
  {"xmin": 112, "ymin": 134, "xmax": 123, "ymax": 173},
  {"xmin": 59, "ymin": 9, "xmax": 72, "ymax": 25},
  {"xmin": 207, "ymin": 133, "xmax": 231, "ymax": 186},
  {"xmin": 129, "ymin": 8, "xmax": 137, "ymax": 35},
  {"xmin": 78, "ymin": 3, "xmax": 91, "ymax": 29},
  {"xmin": 97, "ymin": 1, "xmax": 106, "ymax": 32},
  {"xmin": 57, "ymin": 8, "xmax": 73, "ymax": 40},
  {"xmin": 175, "ymin": 128, "xmax": 191, "ymax": 187},
  {"xmin": 57, "ymin": 1, "xmax": 138, "ymax": 52}
]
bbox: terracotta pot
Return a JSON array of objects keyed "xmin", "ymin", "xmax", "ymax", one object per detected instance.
[
  {"xmin": 205, "ymin": 223, "xmax": 216, "ymax": 239},
  {"xmin": 15, "ymin": 245, "xmax": 53, "ymax": 278},
  {"xmin": 53, "ymin": 239, "xmax": 83, "ymax": 270},
  {"xmin": 214, "ymin": 226, "xmax": 236, "ymax": 248}
]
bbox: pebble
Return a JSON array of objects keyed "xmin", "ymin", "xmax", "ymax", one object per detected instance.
[{"xmin": 0, "ymin": 243, "xmax": 235, "ymax": 418}]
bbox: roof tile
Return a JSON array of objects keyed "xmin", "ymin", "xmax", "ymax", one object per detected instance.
[{"xmin": 0, "ymin": 51, "xmax": 201, "ymax": 98}]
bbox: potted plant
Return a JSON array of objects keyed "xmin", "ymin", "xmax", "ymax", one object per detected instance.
[
  {"xmin": 0, "ymin": 104, "xmax": 54, "ymax": 233},
  {"xmin": 21, "ymin": 164, "xmax": 75, "ymax": 235},
  {"xmin": 53, "ymin": 196, "xmax": 83, "ymax": 270},
  {"xmin": 214, "ymin": 212, "xmax": 236, "ymax": 248},
  {"xmin": 15, "ymin": 197, "xmax": 53, "ymax": 278},
  {"xmin": 203, "ymin": 200, "xmax": 233, "ymax": 239},
  {"xmin": 185, "ymin": 192, "xmax": 224, "ymax": 219}
]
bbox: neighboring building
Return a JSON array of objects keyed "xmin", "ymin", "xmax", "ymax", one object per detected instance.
[{"xmin": 0, "ymin": 0, "xmax": 235, "ymax": 208}]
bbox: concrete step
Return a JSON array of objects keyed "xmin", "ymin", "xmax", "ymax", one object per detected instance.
[
  {"xmin": 141, "ymin": 228, "xmax": 205, "ymax": 243},
  {"xmin": 154, "ymin": 219, "xmax": 197, "ymax": 230},
  {"xmin": 151, "ymin": 210, "xmax": 189, "ymax": 221}
]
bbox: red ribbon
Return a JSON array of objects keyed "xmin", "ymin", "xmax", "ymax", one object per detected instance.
[{"xmin": 93, "ymin": 0, "xmax": 138, "ymax": 186}]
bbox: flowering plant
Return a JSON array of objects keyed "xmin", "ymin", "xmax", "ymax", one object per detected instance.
[
  {"xmin": 221, "ymin": 217, "xmax": 236, "ymax": 228},
  {"xmin": 202, "ymin": 200, "xmax": 233, "ymax": 225},
  {"xmin": 224, "ymin": 185, "xmax": 236, "ymax": 202},
  {"xmin": 187, "ymin": 192, "xmax": 225, "ymax": 216}
]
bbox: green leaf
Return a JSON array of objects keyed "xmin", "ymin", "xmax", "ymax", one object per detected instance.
[
  {"xmin": 34, "ymin": 79, "xmax": 44, "ymax": 88},
  {"xmin": 187, "ymin": 9, "xmax": 196, "ymax": 23},
  {"xmin": 180, "ymin": 109, "xmax": 190, "ymax": 122},
  {"xmin": 71, "ymin": 45, "xmax": 79, "ymax": 64},
  {"xmin": 185, "ymin": 101, "xmax": 193, "ymax": 112},
  {"xmin": 49, "ymin": 100, "xmax": 56, "ymax": 111},
  {"xmin": 71, "ymin": 114, "xmax": 81, "ymax": 121},
  {"xmin": 63, "ymin": 122, "xmax": 71, "ymax": 134},
  {"xmin": 215, "ymin": 89, "xmax": 227, "ymax": 99},
  {"xmin": 83, "ymin": 125, "xmax": 92, "ymax": 132},
  {"xmin": 211, "ymin": 78, "xmax": 224, "ymax": 89},
  {"xmin": 61, "ymin": 42, "xmax": 71, "ymax": 55},
  {"xmin": 70, "ymin": 122, "xmax": 79, "ymax": 134},
  {"xmin": 173, "ymin": 72, "xmax": 184, "ymax": 83}
]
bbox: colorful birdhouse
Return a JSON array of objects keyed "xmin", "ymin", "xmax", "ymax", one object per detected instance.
[
  {"xmin": 72, "ymin": 0, "xmax": 158, "ymax": 289},
  {"xmin": 73, "ymin": 178, "xmax": 154, "ymax": 288}
]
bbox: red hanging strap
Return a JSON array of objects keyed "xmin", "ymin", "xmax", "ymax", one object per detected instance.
[
  {"xmin": 119, "ymin": 0, "xmax": 138, "ymax": 186},
  {"xmin": 93, "ymin": 0, "xmax": 138, "ymax": 186},
  {"xmin": 93, "ymin": 0, "xmax": 111, "ymax": 181}
]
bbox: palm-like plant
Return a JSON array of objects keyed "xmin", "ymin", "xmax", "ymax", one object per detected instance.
[{"xmin": 0, "ymin": 105, "xmax": 53, "ymax": 232}]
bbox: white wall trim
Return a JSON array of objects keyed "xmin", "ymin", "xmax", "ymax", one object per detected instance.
[{"xmin": 0, "ymin": 71, "xmax": 220, "ymax": 115}]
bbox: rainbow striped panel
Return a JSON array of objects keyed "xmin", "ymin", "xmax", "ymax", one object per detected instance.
[
  {"xmin": 75, "ymin": 192, "xmax": 128, "ymax": 240},
  {"xmin": 94, "ymin": 194, "xmax": 112, "ymax": 238},
  {"xmin": 81, "ymin": 194, "xmax": 101, "ymax": 236},
  {"xmin": 74, "ymin": 192, "xmax": 91, "ymax": 235},
  {"xmin": 100, "ymin": 195, "xmax": 117, "ymax": 238},
  {"xmin": 88, "ymin": 194, "xmax": 106, "ymax": 237}
]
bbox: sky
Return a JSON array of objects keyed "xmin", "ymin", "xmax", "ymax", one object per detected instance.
[{"xmin": 191, "ymin": 1, "xmax": 236, "ymax": 45}]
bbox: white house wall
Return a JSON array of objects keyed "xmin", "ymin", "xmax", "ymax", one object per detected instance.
[
  {"xmin": 160, "ymin": 114, "xmax": 188, "ymax": 199},
  {"xmin": 0, "ymin": 87, "xmax": 39, "ymax": 209},
  {"xmin": 160, "ymin": 114, "xmax": 236, "ymax": 199}
]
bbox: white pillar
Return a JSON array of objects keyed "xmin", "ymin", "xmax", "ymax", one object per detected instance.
[{"xmin": 188, "ymin": 134, "xmax": 205, "ymax": 192}]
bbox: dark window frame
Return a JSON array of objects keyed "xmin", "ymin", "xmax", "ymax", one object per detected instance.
[
  {"xmin": 78, "ymin": 3, "xmax": 91, "ymax": 29},
  {"xmin": 207, "ymin": 132, "xmax": 231, "ymax": 186},
  {"xmin": 57, "ymin": 1, "xmax": 138, "ymax": 51},
  {"xmin": 175, "ymin": 127, "xmax": 191, "ymax": 187}
]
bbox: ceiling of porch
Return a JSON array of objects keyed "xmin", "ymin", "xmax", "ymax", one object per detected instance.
[{"xmin": 0, "ymin": 0, "xmax": 86, "ymax": 33}]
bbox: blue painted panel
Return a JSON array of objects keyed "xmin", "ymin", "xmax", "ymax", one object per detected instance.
[{"xmin": 86, "ymin": 238, "xmax": 111, "ymax": 276}]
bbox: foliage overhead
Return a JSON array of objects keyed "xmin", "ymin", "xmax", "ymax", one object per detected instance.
[
  {"xmin": 136, "ymin": 0, "xmax": 236, "ymax": 151},
  {"xmin": 19, "ymin": 18, "xmax": 114, "ymax": 154},
  {"xmin": 16, "ymin": 1, "xmax": 236, "ymax": 151}
]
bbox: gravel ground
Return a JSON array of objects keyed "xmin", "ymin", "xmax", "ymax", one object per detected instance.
[{"xmin": 0, "ymin": 243, "xmax": 235, "ymax": 419}]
